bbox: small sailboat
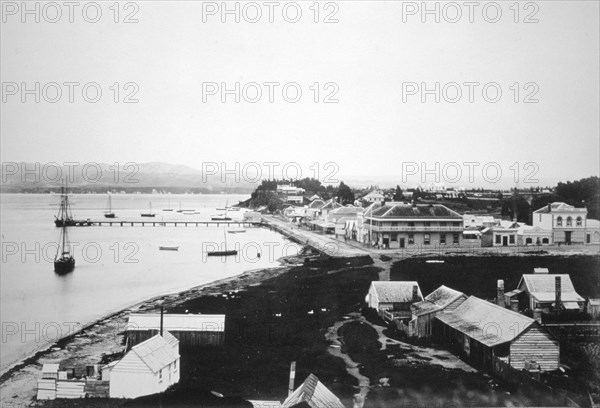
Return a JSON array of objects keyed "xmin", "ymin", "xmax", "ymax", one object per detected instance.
[
  {"xmin": 207, "ymin": 228, "xmax": 238, "ymax": 257},
  {"xmin": 159, "ymin": 246, "xmax": 179, "ymax": 251},
  {"xmin": 54, "ymin": 221, "xmax": 75, "ymax": 273},
  {"xmin": 141, "ymin": 201, "xmax": 156, "ymax": 217},
  {"xmin": 162, "ymin": 198, "xmax": 173, "ymax": 211},
  {"xmin": 104, "ymin": 194, "xmax": 116, "ymax": 218},
  {"xmin": 212, "ymin": 201, "xmax": 231, "ymax": 221}
]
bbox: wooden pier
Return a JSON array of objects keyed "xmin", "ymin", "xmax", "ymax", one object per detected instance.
[{"xmin": 66, "ymin": 220, "xmax": 262, "ymax": 228}]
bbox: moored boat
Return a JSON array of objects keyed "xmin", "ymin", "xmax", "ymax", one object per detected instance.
[{"xmin": 54, "ymin": 218, "xmax": 75, "ymax": 274}]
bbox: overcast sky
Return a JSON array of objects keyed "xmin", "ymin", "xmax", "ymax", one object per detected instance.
[{"xmin": 1, "ymin": 1, "xmax": 599, "ymax": 188}]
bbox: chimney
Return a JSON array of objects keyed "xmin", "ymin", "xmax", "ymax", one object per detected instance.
[
  {"xmin": 555, "ymin": 276, "xmax": 562, "ymax": 309},
  {"xmin": 533, "ymin": 308, "xmax": 542, "ymax": 324},
  {"xmin": 510, "ymin": 299, "xmax": 519, "ymax": 312},
  {"xmin": 160, "ymin": 307, "xmax": 164, "ymax": 336},
  {"xmin": 288, "ymin": 361, "xmax": 296, "ymax": 396},
  {"xmin": 412, "ymin": 285, "xmax": 420, "ymax": 302},
  {"xmin": 497, "ymin": 280, "xmax": 505, "ymax": 307}
]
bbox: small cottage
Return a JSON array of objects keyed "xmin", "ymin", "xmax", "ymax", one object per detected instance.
[
  {"xmin": 435, "ymin": 296, "xmax": 559, "ymax": 372},
  {"xmin": 516, "ymin": 270, "xmax": 585, "ymax": 312},
  {"xmin": 365, "ymin": 281, "xmax": 423, "ymax": 321},
  {"xmin": 106, "ymin": 331, "xmax": 180, "ymax": 399},
  {"xmin": 409, "ymin": 286, "xmax": 467, "ymax": 338}
]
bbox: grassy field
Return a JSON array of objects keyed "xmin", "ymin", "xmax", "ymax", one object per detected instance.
[{"xmin": 390, "ymin": 255, "xmax": 600, "ymax": 300}]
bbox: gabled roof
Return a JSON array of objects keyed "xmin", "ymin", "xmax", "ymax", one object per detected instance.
[
  {"xmin": 518, "ymin": 274, "xmax": 584, "ymax": 303},
  {"xmin": 436, "ymin": 296, "xmax": 536, "ymax": 347},
  {"xmin": 320, "ymin": 199, "xmax": 343, "ymax": 211},
  {"xmin": 282, "ymin": 374, "xmax": 345, "ymax": 408},
  {"xmin": 370, "ymin": 203, "xmax": 461, "ymax": 219},
  {"xmin": 533, "ymin": 202, "xmax": 587, "ymax": 214},
  {"xmin": 128, "ymin": 332, "xmax": 179, "ymax": 373},
  {"xmin": 412, "ymin": 286, "xmax": 465, "ymax": 316},
  {"xmin": 370, "ymin": 281, "xmax": 423, "ymax": 304},
  {"xmin": 126, "ymin": 313, "xmax": 225, "ymax": 332},
  {"xmin": 363, "ymin": 190, "xmax": 384, "ymax": 199}
]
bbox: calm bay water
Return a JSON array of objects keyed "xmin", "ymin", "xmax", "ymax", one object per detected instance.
[{"xmin": 0, "ymin": 193, "xmax": 299, "ymax": 374}]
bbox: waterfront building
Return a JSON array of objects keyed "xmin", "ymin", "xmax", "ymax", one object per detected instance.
[
  {"xmin": 364, "ymin": 202, "xmax": 463, "ymax": 249},
  {"xmin": 125, "ymin": 313, "xmax": 225, "ymax": 347},
  {"xmin": 105, "ymin": 331, "xmax": 180, "ymax": 399}
]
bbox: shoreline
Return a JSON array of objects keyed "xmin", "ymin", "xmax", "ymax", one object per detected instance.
[{"xmin": 0, "ymin": 260, "xmax": 299, "ymax": 403}]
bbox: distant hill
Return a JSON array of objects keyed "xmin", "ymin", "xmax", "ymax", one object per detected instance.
[{"xmin": 0, "ymin": 162, "xmax": 259, "ymax": 193}]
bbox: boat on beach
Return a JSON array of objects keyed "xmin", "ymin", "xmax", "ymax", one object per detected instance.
[{"xmin": 227, "ymin": 227, "xmax": 246, "ymax": 234}]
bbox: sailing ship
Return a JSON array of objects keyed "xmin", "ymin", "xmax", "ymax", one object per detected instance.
[
  {"xmin": 104, "ymin": 194, "xmax": 116, "ymax": 218},
  {"xmin": 141, "ymin": 201, "xmax": 156, "ymax": 217},
  {"xmin": 54, "ymin": 220, "xmax": 75, "ymax": 273},
  {"xmin": 54, "ymin": 185, "xmax": 75, "ymax": 227},
  {"xmin": 207, "ymin": 228, "xmax": 238, "ymax": 256}
]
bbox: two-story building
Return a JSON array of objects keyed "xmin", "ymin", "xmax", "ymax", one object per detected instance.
[
  {"xmin": 532, "ymin": 202, "xmax": 587, "ymax": 244},
  {"xmin": 364, "ymin": 202, "xmax": 463, "ymax": 249},
  {"xmin": 276, "ymin": 184, "xmax": 305, "ymax": 204}
]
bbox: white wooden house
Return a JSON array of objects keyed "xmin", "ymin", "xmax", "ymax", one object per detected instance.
[
  {"xmin": 365, "ymin": 281, "xmax": 423, "ymax": 321},
  {"xmin": 106, "ymin": 331, "xmax": 180, "ymax": 399}
]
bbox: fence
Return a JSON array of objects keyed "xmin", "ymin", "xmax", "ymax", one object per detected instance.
[{"xmin": 493, "ymin": 357, "xmax": 584, "ymax": 407}]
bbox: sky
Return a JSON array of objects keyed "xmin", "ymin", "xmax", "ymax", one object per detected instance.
[{"xmin": 1, "ymin": 0, "xmax": 599, "ymax": 188}]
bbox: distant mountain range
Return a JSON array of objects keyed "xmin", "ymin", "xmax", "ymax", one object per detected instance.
[{"xmin": 0, "ymin": 162, "xmax": 259, "ymax": 193}]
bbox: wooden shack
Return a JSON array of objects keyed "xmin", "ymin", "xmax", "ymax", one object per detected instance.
[
  {"xmin": 435, "ymin": 296, "xmax": 559, "ymax": 372},
  {"xmin": 365, "ymin": 281, "xmax": 423, "ymax": 321},
  {"xmin": 409, "ymin": 285, "xmax": 467, "ymax": 338},
  {"xmin": 125, "ymin": 313, "xmax": 225, "ymax": 348}
]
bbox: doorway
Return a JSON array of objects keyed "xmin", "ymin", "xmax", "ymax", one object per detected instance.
[
  {"xmin": 400, "ymin": 238, "xmax": 405, "ymax": 248},
  {"xmin": 565, "ymin": 231, "xmax": 572, "ymax": 244},
  {"xmin": 502, "ymin": 236, "xmax": 508, "ymax": 246}
]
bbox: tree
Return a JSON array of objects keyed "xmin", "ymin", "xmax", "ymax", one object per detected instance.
[
  {"xmin": 337, "ymin": 181, "xmax": 355, "ymax": 205},
  {"xmin": 393, "ymin": 185, "xmax": 403, "ymax": 201}
]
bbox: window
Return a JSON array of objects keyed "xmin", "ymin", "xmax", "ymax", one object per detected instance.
[
  {"xmin": 576, "ymin": 217, "xmax": 582, "ymax": 226},
  {"xmin": 408, "ymin": 222, "xmax": 415, "ymax": 227},
  {"xmin": 542, "ymin": 238, "xmax": 549, "ymax": 244},
  {"xmin": 440, "ymin": 234, "xmax": 446, "ymax": 244},
  {"xmin": 509, "ymin": 235, "xmax": 515, "ymax": 244},
  {"xmin": 391, "ymin": 233, "xmax": 397, "ymax": 242},
  {"xmin": 174, "ymin": 360, "xmax": 177, "ymax": 370},
  {"xmin": 556, "ymin": 216, "xmax": 563, "ymax": 227},
  {"xmin": 495, "ymin": 235, "xmax": 502, "ymax": 244},
  {"xmin": 566, "ymin": 216, "xmax": 572, "ymax": 227},
  {"xmin": 424, "ymin": 221, "xmax": 431, "ymax": 227},
  {"xmin": 539, "ymin": 214, "xmax": 542, "ymax": 222},
  {"xmin": 424, "ymin": 234, "xmax": 430, "ymax": 245},
  {"xmin": 453, "ymin": 233, "xmax": 459, "ymax": 244},
  {"xmin": 408, "ymin": 234, "xmax": 414, "ymax": 244},
  {"xmin": 159, "ymin": 369, "xmax": 163, "ymax": 382},
  {"xmin": 439, "ymin": 222, "xmax": 447, "ymax": 227}
]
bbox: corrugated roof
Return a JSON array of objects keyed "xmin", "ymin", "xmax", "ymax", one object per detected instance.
[
  {"xmin": 520, "ymin": 274, "xmax": 584, "ymax": 303},
  {"xmin": 130, "ymin": 333, "xmax": 179, "ymax": 373},
  {"xmin": 282, "ymin": 374, "xmax": 345, "ymax": 408},
  {"xmin": 412, "ymin": 286, "xmax": 465, "ymax": 316},
  {"xmin": 371, "ymin": 281, "xmax": 423, "ymax": 304},
  {"xmin": 371, "ymin": 203, "xmax": 461, "ymax": 219},
  {"xmin": 126, "ymin": 313, "xmax": 225, "ymax": 332},
  {"xmin": 436, "ymin": 296, "xmax": 535, "ymax": 347}
]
